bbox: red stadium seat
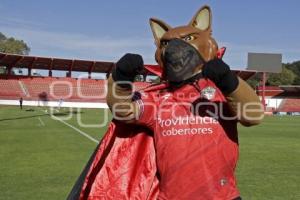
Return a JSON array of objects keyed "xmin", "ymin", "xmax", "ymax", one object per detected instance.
[
  {"xmin": 0, "ymin": 79, "xmax": 24, "ymax": 99},
  {"xmin": 277, "ymin": 99, "xmax": 300, "ymax": 112}
]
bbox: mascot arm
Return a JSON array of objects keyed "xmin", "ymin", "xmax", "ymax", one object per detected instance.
[
  {"xmin": 106, "ymin": 54, "xmax": 143, "ymax": 123},
  {"xmin": 225, "ymin": 77, "xmax": 264, "ymax": 126},
  {"xmin": 107, "ymin": 75, "xmax": 140, "ymax": 123},
  {"xmin": 202, "ymin": 59, "xmax": 264, "ymax": 126}
]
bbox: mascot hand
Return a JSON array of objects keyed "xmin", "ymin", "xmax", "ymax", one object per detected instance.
[
  {"xmin": 112, "ymin": 53, "xmax": 144, "ymax": 82},
  {"xmin": 202, "ymin": 59, "xmax": 239, "ymax": 94}
]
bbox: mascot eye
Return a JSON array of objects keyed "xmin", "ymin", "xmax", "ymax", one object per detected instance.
[
  {"xmin": 161, "ymin": 40, "xmax": 169, "ymax": 47},
  {"xmin": 183, "ymin": 35, "xmax": 195, "ymax": 41}
]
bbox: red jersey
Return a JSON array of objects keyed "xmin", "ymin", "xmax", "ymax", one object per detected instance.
[{"xmin": 136, "ymin": 78, "xmax": 240, "ymax": 200}]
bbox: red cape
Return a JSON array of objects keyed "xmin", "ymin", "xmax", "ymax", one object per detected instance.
[
  {"xmin": 67, "ymin": 81, "xmax": 169, "ymax": 200},
  {"xmin": 67, "ymin": 121, "xmax": 160, "ymax": 200}
]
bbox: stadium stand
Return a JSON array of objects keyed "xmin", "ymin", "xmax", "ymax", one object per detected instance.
[
  {"xmin": 7, "ymin": 52, "xmax": 300, "ymax": 113},
  {"xmin": 0, "ymin": 52, "xmax": 257, "ymax": 105},
  {"xmin": 277, "ymin": 99, "xmax": 300, "ymax": 112},
  {"xmin": 256, "ymin": 86, "xmax": 300, "ymax": 114}
]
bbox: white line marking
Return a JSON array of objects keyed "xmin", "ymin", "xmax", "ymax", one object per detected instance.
[
  {"xmin": 51, "ymin": 114, "xmax": 99, "ymax": 144},
  {"xmin": 38, "ymin": 117, "xmax": 45, "ymax": 126}
]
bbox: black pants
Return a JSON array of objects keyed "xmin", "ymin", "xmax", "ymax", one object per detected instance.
[{"xmin": 233, "ymin": 197, "xmax": 242, "ymax": 200}]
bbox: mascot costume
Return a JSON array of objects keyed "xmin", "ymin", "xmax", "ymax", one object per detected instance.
[{"xmin": 68, "ymin": 5, "xmax": 263, "ymax": 200}]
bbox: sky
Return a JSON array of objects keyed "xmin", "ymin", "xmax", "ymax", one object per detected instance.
[{"xmin": 0, "ymin": 0, "xmax": 299, "ymax": 69}]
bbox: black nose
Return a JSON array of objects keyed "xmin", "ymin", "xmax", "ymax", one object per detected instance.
[
  {"xmin": 165, "ymin": 39, "xmax": 184, "ymax": 52},
  {"xmin": 164, "ymin": 39, "xmax": 185, "ymax": 61}
]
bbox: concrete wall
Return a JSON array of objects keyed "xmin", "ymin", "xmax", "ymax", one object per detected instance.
[{"xmin": 0, "ymin": 99, "xmax": 108, "ymax": 108}]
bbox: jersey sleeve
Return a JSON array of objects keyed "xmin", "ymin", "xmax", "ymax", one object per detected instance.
[{"xmin": 132, "ymin": 91, "xmax": 156, "ymax": 130}]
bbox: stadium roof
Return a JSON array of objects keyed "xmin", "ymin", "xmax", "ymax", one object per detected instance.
[
  {"xmin": 0, "ymin": 52, "xmax": 114, "ymax": 73},
  {"xmin": 0, "ymin": 52, "xmax": 257, "ymax": 80},
  {"xmin": 256, "ymin": 85, "xmax": 300, "ymax": 97},
  {"xmin": 279, "ymin": 85, "xmax": 300, "ymax": 93}
]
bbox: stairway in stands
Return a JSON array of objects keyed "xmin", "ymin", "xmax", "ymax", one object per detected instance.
[{"xmin": 18, "ymin": 80, "xmax": 29, "ymax": 97}]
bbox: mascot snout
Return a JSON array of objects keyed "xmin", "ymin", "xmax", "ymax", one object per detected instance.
[{"xmin": 163, "ymin": 39, "xmax": 204, "ymax": 82}]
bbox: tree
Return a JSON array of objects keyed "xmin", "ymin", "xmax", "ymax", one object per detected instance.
[
  {"xmin": 0, "ymin": 32, "xmax": 30, "ymax": 74},
  {"xmin": 267, "ymin": 67, "xmax": 296, "ymax": 86},
  {"xmin": 285, "ymin": 61, "xmax": 300, "ymax": 85},
  {"xmin": 0, "ymin": 32, "xmax": 30, "ymax": 55}
]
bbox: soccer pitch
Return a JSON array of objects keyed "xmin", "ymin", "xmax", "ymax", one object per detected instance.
[{"xmin": 0, "ymin": 106, "xmax": 299, "ymax": 200}]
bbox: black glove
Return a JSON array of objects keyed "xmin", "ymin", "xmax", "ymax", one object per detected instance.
[
  {"xmin": 202, "ymin": 59, "xmax": 239, "ymax": 94},
  {"xmin": 112, "ymin": 53, "xmax": 144, "ymax": 82}
]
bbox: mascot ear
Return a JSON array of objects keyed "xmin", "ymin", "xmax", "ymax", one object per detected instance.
[
  {"xmin": 189, "ymin": 5, "xmax": 212, "ymax": 31},
  {"xmin": 149, "ymin": 18, "xmax": 171, "ymax": 46}
]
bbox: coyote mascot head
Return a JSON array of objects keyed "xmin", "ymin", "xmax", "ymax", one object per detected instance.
[{"xmin": 149, "ymin": 5, "xmax": 219, "ymax": 83}]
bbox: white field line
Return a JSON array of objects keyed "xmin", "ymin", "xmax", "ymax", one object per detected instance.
[
  {"xmin": 50, "ymin": 114, "xmax": 99, "ymax": 144},
  {"xmin": 38, "ymin": 117, "xmax": 45, "ymax": 126}
]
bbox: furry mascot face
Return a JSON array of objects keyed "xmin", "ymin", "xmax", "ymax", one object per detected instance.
[{"xmin": 149, "ymin": 5, "xmax": 218, "ymax": 82}]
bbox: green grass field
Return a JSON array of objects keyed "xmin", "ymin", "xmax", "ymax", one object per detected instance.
[{"xmin": 0, "ymin": 105, "xmax": 299, "ymax": 200}]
